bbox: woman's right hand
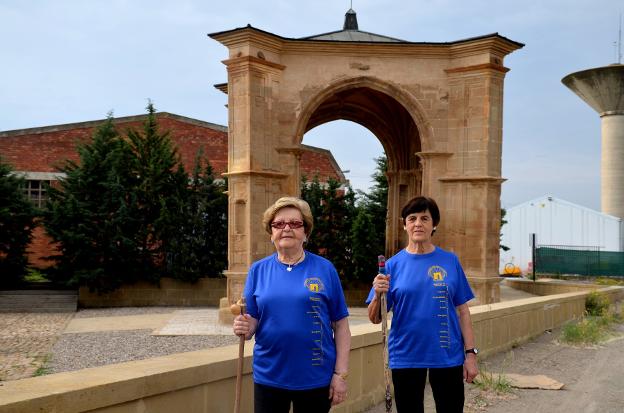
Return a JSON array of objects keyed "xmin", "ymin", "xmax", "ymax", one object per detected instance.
[
  {"xmin": 373, "ymin": 274, "xmax": 390, "ymax": 296},
  {"xmin": 233, "ymin": 314, "xmax": 258, "ymax": 340},
  {"xmin": 233, "ymin": 314, "xmax": 250, "ymax": 337}
]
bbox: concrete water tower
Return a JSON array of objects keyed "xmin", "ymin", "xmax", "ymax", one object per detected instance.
[{"xmin": 562, "ymin": 64, "xmax": 624, "ymax": 220}]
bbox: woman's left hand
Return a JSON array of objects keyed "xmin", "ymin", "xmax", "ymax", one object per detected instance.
[
  {"xmin": 329, "ymin": 373, "xmax": 348, "ymax": 406},
  {"xmin": 463, "ymin": 354, "xmax": 479, "ymax": 383}
]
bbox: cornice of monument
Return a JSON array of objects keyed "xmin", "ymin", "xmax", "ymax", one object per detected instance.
[
  {"xmin": 438, "ymin": 175, "xmax": 507, "ymax": 184},
  {"xmin": 445, "ymin": 63, "xmax": 510, "ymax": 74},
  {"xmin": 222, "ymin": 55, "xmax": 286, "ymax": 72},
  {"xmin": 209, "ymin": 25, "xmax": 524, "ymax": 59}
]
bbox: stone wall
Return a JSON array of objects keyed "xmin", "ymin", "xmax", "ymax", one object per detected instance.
[
  {"xmin": 504, "ymin": 278, "xmax": 602, "ymax": 296},
  {"xmin": 78, "ymin": 277, "xmax": 227, "ymax": 308},
  {"xmin": 3, "ymin": 284, "xmax": 622, "ymax": 413}
]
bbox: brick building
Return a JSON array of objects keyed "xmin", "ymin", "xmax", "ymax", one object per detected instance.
[{"xmin": 0, "ymin": 112, "xmax": 346, "ymax": 268}]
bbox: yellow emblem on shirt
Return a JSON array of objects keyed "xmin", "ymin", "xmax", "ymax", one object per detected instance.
[
  {"xmin": 304, "ymin": 277, "xmax": 324, "ymax": 293},
  {"xmin": 428, "ymin": 265, "xmax": 447, "ymax": 281}
]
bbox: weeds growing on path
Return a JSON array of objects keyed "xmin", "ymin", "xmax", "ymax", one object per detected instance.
[{"xmin": 561, "ymin": 291, "xmax": 623, "ymax": 345}]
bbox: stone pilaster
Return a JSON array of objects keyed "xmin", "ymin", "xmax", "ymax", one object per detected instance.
[{"xmin": 218, "ymin": 53, "xmax": 287, "ymax": 323}]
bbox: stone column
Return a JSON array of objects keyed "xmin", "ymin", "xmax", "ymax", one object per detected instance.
[
  {"xmin": 219, "ymin": 55, "xmax": 287, "ymax": 323},
  {"xmin": 443, "ymin": 64, "xmax": 510, "ymax": 304}
]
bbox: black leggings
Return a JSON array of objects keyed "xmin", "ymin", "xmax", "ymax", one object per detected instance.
[
  {"xmin": 392, "ymin": 365, "xmax": 464, "ymax": 413},
  {"xmin": 254, "ymin": 382, "xmax": 331, "ymax": 413}
]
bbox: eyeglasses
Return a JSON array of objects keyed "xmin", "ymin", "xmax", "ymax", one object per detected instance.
[{"xmin": 270, "ymin": 220, "xmax": 305, "ymax": 229}]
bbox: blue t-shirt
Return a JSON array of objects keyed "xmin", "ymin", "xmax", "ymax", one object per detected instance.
[
  {"xmin": 366, "ymin": 247, "xmax": 474, "ymax": 369},
  {"xmin": 245, "ymin": 251, "xmax": 349, "ymax": 390}
]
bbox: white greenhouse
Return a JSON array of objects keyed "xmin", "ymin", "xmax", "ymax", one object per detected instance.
[{"xmin": 499, "ymin": 195, "xmax": 623, "ymax": 275}]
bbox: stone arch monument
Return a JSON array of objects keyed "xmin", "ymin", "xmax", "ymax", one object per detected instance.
[{"xmin": 210, "ymin": 10, "xmax": 523, "ymax": 320}]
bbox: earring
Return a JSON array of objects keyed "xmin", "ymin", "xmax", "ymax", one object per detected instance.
[
  {"xmin": 433, "ymin": 226, "xmax": 437, "ymax": 230},
  {"xmin": 303, "ymin": 237, "xmax": 307, "ymax": 243}
]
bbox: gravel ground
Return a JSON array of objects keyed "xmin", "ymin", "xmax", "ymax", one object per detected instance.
[{"xmin": 49, "ymin": 329, "xmax": 239, "ymax": 373}]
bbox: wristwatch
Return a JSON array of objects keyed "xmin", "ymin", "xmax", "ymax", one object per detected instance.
[{"xmin": 465, "ymin": 348, "xmax": 479, "ymax": 355}]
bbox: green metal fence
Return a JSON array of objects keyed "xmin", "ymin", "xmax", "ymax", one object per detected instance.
[{"xmin": 536, "ymin": 245, "xmax": 624, "ymax": 277}]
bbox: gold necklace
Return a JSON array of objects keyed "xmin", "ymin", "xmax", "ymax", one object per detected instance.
[{"xmin": 280, "ymin": 251, "xmax": 305, "ymax": 272}]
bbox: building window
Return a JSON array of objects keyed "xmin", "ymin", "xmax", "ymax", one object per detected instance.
[{"xmin": 22, "ymin": 180, "xmax": 52, "ymax": 208}]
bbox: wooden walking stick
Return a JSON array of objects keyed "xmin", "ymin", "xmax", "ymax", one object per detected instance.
[
  {"xmin": 378, "ymin": 255, "xmax": 393, "ymax": 413},
  {"xmin": 230, "ymin": 297, "xmax": 247, "ymax": 413}
]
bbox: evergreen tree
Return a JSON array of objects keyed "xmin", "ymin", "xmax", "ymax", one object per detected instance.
[
  {"xmin": 500, "ymin": 207, "xmax": 510, "ymax": 251},
  {"xmin": 166, "ymin": 152, "xmax": 228, "ymax": 281},
  {"xmin": 301, "ymin": 176, "xmax": 355, "ymax": 280},
  {"xmin": 124, "ymin": 103, "xmax": 188, "ymax": 281},
  {"xmin": 44, "ymin": 104, "xmax": 230, "ymax": 292},
  {"xmin": 0, "ymin": 159, "xmax": 37, "ymax": 286},
  {"xmin": 352, "ymin": 155, "xmax": 388, "ymax": 279},
  {"xmin": 43, "ymin": 115, "xmax": 140, "ymax": 290},
  {"xmin": 350, "ymin": 208, "xmax": 378, "ymax": 282}
]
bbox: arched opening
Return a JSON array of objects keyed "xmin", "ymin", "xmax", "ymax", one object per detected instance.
[{"xmin": 299, "ymin": 86, "xmax": 423, "ymax": 255}]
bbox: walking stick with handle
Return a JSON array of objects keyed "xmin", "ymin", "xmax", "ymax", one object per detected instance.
[
  {"xmin": 378, "ymin": 255, "xmax": 393, "ymax": 413},
  {"xmin": 230, "ymin": 297, "xmax": 247, "ymax": 413}
]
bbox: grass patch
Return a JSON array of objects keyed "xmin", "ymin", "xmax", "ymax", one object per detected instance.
[
  {"xmin": 24, "ymin": 269, "xmax": 49, "ymax": 283},
  {"xmin": 561, "ymin": 291, "xmax": 622, "ymax": 345},
  {"xmin": 594, "ymin": 277, "xmax": 624, "ymax": 286},
  {"xmin": 561, "ymin": 310, "xmax": 623, "ymax": 345},
  {"xmin": 32, "ymin": 354, "xmax": 52, "ymax": 377},
  {"xmin": 473, "ymin": 364, "xmax": 513, "ymax": 394}
]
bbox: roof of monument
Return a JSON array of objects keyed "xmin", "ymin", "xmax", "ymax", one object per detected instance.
[
  {"xmin": 300, "ymin": 8, "xmax": 406, "ymax": 42},
  {"xmin": 209, "ymin": 23, "xmax": 523, "ymax": 48},
  {"xmin": 209, "ymin": 8, "xmax": 524, "ymax": 47}
]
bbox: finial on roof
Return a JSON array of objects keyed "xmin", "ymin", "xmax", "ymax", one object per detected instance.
[{"xmin": 343, "ymin": 8, "xmax": 358, "ymax": 30}]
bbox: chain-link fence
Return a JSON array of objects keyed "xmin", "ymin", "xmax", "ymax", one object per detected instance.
[{"xmin": 535, "ymin": 244, "xmax": 624, "ymax": 277}]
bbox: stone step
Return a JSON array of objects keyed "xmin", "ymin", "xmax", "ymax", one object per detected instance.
[{"xmin": 0, "ymin": 290, "xmax": 78, "ymax": 312}]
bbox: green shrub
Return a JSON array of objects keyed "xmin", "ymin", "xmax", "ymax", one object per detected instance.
[
  {"xmin": 585, "ymin": 291, "xmax": 610, "ymax": 316},
  {"xmin": 561, "ymin": 318, "xmax": 605, "ymax": 344}
]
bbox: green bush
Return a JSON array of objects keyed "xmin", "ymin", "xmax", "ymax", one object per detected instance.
[
  {"xmin": 585, "ymin": 291, "xmax": 610, "ymax": 316},
  {"xmin": 561, "ymin": 318, "xmax": 606, "ymax": 344}
]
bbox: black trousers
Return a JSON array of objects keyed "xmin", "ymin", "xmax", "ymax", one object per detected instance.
[
  {"xmin": 254, "ymin": 382, "xmax": 331, "ymax": 413},
  {"xmin": 392, "ymin": 365, "xmax": 465, "ymax": 413}
]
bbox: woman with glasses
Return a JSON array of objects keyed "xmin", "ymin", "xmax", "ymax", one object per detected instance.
[
  {"xmin": 367, "ymin": 196, "xmax": 478, "ymax": 413},
  {"xmin": 233, "ymin": 197, "xmax": 351, "ymax": 413}
]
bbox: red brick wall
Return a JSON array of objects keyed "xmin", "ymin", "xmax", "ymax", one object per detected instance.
[
  {"xmin": 0, "ymin": 113, "xmax": 345, "ymax": 269},
  {"xmin": 300, "ymin": 149, "xmax": 343, "ymax": 183}
]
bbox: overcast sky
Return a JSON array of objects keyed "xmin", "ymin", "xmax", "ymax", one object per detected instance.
[{"xmin": 1, "ymin": 0, "xmax": 621, "ymax": 210}]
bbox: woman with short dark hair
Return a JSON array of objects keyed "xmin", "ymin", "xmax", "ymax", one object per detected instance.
[
  {"xmin": 367, "ymin": 195, "xmax": 478, "ymax": 413},
  {"xmin": 233, "ymin": 197, "xmax": 351, "ymax": 413}
]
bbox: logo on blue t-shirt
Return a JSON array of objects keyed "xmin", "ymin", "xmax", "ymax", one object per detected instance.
[
  {"xmin": 427, "ymin": 265, "xmax": 447, "ymax": 281},
  {"xmin": 304, "ymin": 277, "xmax": 325, "ymax": 293}
]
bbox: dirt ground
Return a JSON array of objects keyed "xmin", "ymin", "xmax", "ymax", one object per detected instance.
[{"xmin": 364, "ymin": 323, "xmax": 624, "ymax": 413}]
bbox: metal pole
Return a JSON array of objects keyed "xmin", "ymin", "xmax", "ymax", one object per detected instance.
[{"xmin": 531, "ymin": 233, "xmax": 536, "ymax": 282}]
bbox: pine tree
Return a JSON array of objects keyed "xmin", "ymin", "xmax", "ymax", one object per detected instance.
[
  {"xmin": 124, "ymin": 102, "xmax": 187, "ymax": 281},
  {"xmin": 44, "ymin": 104, "xmax": 229, "ymax": 292},
  {"xmin": 301, "ymin": 176, "xmax": 355, "ymax": 280},
  {"xmin": 352, "ymin": 155, "xmax": 388, "ymax": 278},
  {"xmin": 350, "ymin": 208, "xmax": 378, "ymax": 282},
  {"xmin": 43, "ymin": 115, "xmax": 140, "ymax": 290},
  {"xmin": 0, "ymin": 159, "xmax": 37, "ymax": 287},
  {"xmin": 166, "ymin": 151, "xmax": 228, "ymax": 281}
]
